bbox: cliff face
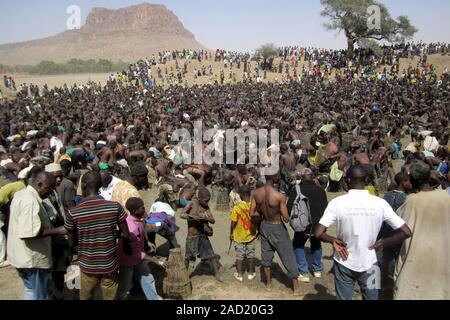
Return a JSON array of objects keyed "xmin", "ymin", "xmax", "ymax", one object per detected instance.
[
  {"xmin": 0, "ymin": 3, "xmax": 205, "ymax": 65},
  {"xmin": 83, "ymin": 4, "xmax": 195, "ymax": 37}
]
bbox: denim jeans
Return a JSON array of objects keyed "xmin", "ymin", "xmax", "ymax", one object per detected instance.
[
  {"xmin": 118, "ymin": 261, "xmax": 161, "ymax": 300},
  {"xmin": 333, "ymin": 262, "xmax": 379, "ymax": 300},
  {"xmin": 17, "ymin": 268, "xmax": 53, "ymax": 300},
  {"xmin": 292, "ymin": 232, "xmax": 323, "ymax": 275}
]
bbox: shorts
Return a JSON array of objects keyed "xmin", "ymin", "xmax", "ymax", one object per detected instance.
[
  {"xmin": 185, "ymin": 234, "xmax": 215, "ymax": 261},
  {"xmin": 235, "ymin": 240, "xmax": 256, "ymax": 260}
]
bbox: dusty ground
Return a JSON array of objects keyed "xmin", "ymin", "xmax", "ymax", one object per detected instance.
[
  {"xmin": 5, "ymin": 54, "xmax": 449, "ymax": 91},
  {"xmin": 0, "ymin": 189, "xmax": 349, "ymax": 301},
  {"xmin": 10, "ymin": 73, "xmax": 111, "ymax": 89},
  {"xmin": 0, "ymin": 83, "xmax": 16, "ymax": 100}
]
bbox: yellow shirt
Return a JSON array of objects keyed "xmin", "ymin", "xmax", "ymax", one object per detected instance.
[
  {"xmin": 0, "ymin": 181, "xmax": 26, "ymax": 206},
  {"xmin": 231, "ymin": 201, "xmax": 256, "ymax": 244},
  {"xmin": 309, "ymin": 155, "xmax": 317, "ymax": 166},
  {"xmin": 365, "ymin": 185, "xmax": 378, "ymax": 196}
]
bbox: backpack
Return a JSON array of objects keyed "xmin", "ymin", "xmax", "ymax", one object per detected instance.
[{"xmin": 289, "ymin": 185, "xmax": 312, "ymax": 234}]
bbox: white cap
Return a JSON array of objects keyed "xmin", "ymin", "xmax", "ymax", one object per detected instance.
[{"xmin": 45, "ymin": 163, "xmax": 62, "ymax": 173}]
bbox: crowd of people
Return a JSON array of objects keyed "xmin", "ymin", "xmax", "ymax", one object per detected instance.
[
  {"xmin": 3, "ymin": 75, "xmax": 17, "ymax": 91},
  {"xmin": 1, "ymin": 75, "xmax": 17, "ymax": 100},
  {"xmin": 89, "ymin": 42, "xmax": 450, "ymax": 89},
  {"xmin": 0, "ymin": 42, "xmax": 449, "ymax": 301},
  {"xmin": 279, "ymin": 42, "xmax": 450, "ymax": 66}
]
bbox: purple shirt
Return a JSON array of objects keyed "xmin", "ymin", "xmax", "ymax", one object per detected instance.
[{"xmin": 147, "ymin": 212, "xmax": 177, "ymax": 233}]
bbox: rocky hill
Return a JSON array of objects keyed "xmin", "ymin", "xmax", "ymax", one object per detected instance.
[{"xmin": 0, "ymin": 3, "xmax": 206, "ymax": 65}]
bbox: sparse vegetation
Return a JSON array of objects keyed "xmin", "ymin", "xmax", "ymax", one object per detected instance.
[
  {"xmin": 256, "ymin": 43, "xmax": 278, "ymax": 71},
  {"xmin": 0, "ymin": 59, "xmax": 129, "ymax": 75}
]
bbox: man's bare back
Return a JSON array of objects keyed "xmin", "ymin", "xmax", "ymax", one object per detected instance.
[
  {"xmin": 353, "ymin": 152, "xmax": 371, "ymax": 165},
  {"xmin": 251, "ymin": 177, "xmax": 289, "ymax": 225},
  {"xmin": 250, "ymin": 174, "xmax": 302, "ymax": 296},
  {"xmin": 281, "ymin": 152, "xmax": 297, "ymax": 172}
]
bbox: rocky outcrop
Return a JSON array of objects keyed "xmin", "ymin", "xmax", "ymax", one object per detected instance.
[{"xmin": 0, "ymin": 3, "xmax": 205, "ymax": 65}]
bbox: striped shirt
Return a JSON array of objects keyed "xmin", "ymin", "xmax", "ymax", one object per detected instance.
[{"xmin": 65, "ymin": 196, "xmax": 127, "ymax": 275}]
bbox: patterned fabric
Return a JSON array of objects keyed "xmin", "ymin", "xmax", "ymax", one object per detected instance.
[
  {"xmin": 65, "ymin": 196, "xmax": 127, "ymax": 275},
  {"xmin": 156, "ymin": 183, "xmax": 177, "ymax": 208},
  {"xmin": 234, "ymin": 240, "xmax": 256, "ymax": 260},
  {"xmin": 383, "ymin": 191, "xmax": 407, "ymax": 212},
  {"xmin": 111, "ymin": 180, "xmax": 141, "ymax": 215},
  {"xmin": 230, "ymin": 201, "xmax": 256, "ymax": 244}
]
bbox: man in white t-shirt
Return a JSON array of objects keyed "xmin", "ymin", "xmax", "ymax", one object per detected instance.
[
  {"xmin": 315, "ymin": 165, "xmax": 412, "ymax": 300},
  {"xmin": 99, "ymin": 169, "xmax": 122, "ymax": 201},
  {"xmin": 50, "ymin": 127, "xmax": 64, "ymax": 156}
]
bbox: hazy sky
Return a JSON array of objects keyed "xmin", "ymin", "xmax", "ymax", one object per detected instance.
[{"xmin": 1, "ymin": 0, "xmax": 449, "ymax": 51}]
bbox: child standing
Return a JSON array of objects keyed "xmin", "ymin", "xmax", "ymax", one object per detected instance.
[
  {"xmin": 181, "ymin": 188, "xmax": 221, "ymax": 279},
  {"xmin": 117, "ymin": 197, "xmax": 163, "ymax": 300},
  {"xmin": 230, "ymin": 185, "xmax": 257, "ymax": 282}
]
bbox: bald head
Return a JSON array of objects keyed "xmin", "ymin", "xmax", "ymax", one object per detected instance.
[
  {"xmin": 409, "ymin": 161, "xmax": 431, "ymax": 190},
  {"xmin": 265, "ymin": 171, "xmax": 281, "ymax": 184},
  {"xmin": 346, "ymin": 165, "xmax": 369, "ymax": 190},
  {"xmin": 198, "ymin": 187, "xmax": 211, "ymax": 199},
  {"xmin": 81, "ymin": 171, "xmax": 102, "ymax": 197},
  {"xmin": 347, "ymin": 165, "xmax": 367, "ymax": 180},
  {"xmin": 30, "ymin": 170, "xmax": 56, "ymax": 198}
]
